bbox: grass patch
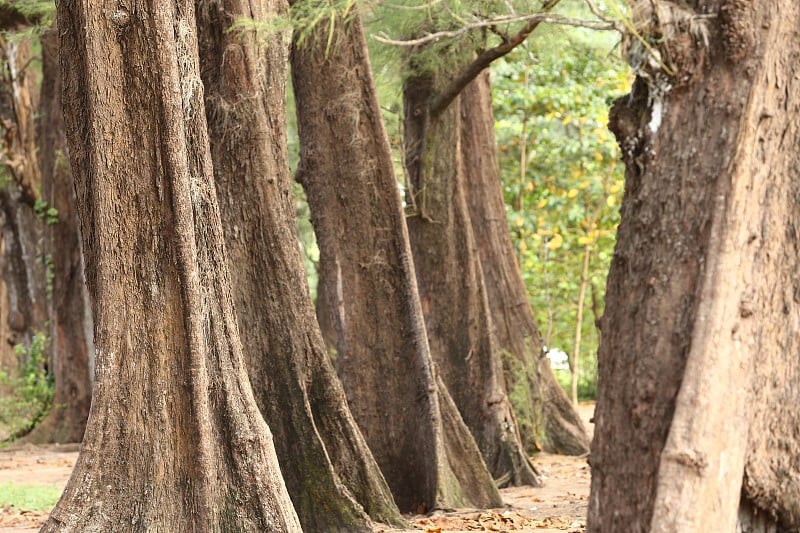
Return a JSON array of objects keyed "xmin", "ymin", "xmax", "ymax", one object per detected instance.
[{"xmin": 0, "ymin": 482, "xmax": 61, "ymax": 511}]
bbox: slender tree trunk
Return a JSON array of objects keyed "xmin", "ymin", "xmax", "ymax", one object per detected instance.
[
  {"xmin": 589, "ymin": 1, "xmax": 799, "ymax": 531},
  {"xmin": 46, "ymin": 3, "xmax": 300, "ymax": 530},
  {"xmin": 0, "ymin": 260, "xmax": 11, "ymax": 374},
  {"xmin": 292, "ymin": 7, "xmax": 502, "ymax": 513},
  {"xmin": 27, "ymin": 25, "xmax": 92, "ymax": 445},
  {"xmin": 570, "ymin": 244, "xmax": 591, "ymax": 407},
  {"xmin": 404, "ymin": 71, "xmax": 539, "ymax": 487},
  {"xmin": 196, "ymin": 2, "xmax": 403, "ymax": 530},
  {"xmin": 460, "ymin": 71, "xmax": 589, "ymax": 455}
]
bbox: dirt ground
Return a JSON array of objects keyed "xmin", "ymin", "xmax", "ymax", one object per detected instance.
[{"xmin": 0, "ymin": 404, "xmax": 595, "ymax": 532}]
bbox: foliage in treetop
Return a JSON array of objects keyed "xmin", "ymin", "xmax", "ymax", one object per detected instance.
[{"xmin": 491, "ymin": 21, "xmax": 630, "ymax": 399}]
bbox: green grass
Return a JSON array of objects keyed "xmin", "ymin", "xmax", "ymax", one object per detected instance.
[{"xmin": 0, "ymin": 482, "xmax": 61, "ymax": 511}]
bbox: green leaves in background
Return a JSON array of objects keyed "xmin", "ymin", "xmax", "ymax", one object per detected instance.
[{"xmin": 492, "ymin": 24, "xmax": 630, "ymax": 399}]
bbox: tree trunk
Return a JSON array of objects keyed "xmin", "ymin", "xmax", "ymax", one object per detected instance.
[
  {"xmin": 0, "ymin": 33, "xmax": 47, "ymax": 358},
  {"xmin": 196, "ymin": 2, "xmax": 403, "ymax": 530},
  {"xmin": 46, "ymin": 3, "xmax": 301, "ymax": 530},
  {"xmin": 460, "ymin": 71, "xmax": 589, "ymax": 455},
  {"xmin": 404, "ymin": 71, "xmax": 539, "ymax": 487},
  {"xmin": 27, "ymin": 25, "xmax": 92, "ymax": 445},
  {"xmin": 589, "ymin": 1, "xmax": 798, "ymax": 531},
  {"xmin": 292, "ymin": 7, "xmax": 502, "ymax": 513}
]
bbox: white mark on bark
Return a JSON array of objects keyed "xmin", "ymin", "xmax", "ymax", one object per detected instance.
[
  {"xmin": 650, "ymin": 99, "xmax": 664, "ymax": 134},
  {"xmin": 335, "ymin": 257, "xmax": 346, "ymax": 330}
]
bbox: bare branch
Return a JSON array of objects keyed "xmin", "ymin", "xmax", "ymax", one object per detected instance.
[
  {"xmin": 372, "ymin": 12, "xmax": 615, "ymax": 48},
  {"xmin": 582, "ymin": 0, "xmax": 624, "ymax": 30}
]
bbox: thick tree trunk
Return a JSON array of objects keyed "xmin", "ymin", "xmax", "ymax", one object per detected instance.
[
  {"xmin": 589, "ymin": 1, "xmax": 799, "ymax": 531},
  {"xmin": 46, "ymin": 3, "xmax": 301, "ymax": 530},
  {"xmin": 292, "ymin": 8, "xmax": 502, "ymax": 513},
  {"xmin": 196, "ymin": 2, "xmax": 403, "ymax": 530},
  {"xmin": 404, "ymin": 72, "xmax": 539, "ymax": 488},
  {"xmin": 460, "ymin": 71, "xmax": 589, "ymax": 456},
  {"xmin": 27, "ymin": 26, "xmax": 92, "ymax": 445}
]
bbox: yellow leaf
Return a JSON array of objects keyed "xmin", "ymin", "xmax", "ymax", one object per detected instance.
[
  {"xmin": 515, "ymin": 215, "xmax": 525, "ymax": 227},
  {"xmin": 609, "ymin": 181, "xmax": 622, "ymax": 194},
  {"xmin": 567, "ymin": 189, "xmax": 579, "ymax": 199},
  {"xmin": 607, "ymin": 195, "xmax": 617, "ymax": 207},
  {"xmin": 520, "ymin": 240, "xmax": 528, "ymax": 251},
  {"xmin": 547, "ymin": 233, "xmax": 563, "ymax": 250},
  {"xmin": 579, "ymin": 180, "xmax": 590, "ymax": 190},
  {"xmin": 594, "ymin": 150, "xmax": 604, "ymax": 162},
  {"xmin": 578, "ymin": 235, "xmax": 593, "ymax": 245},
  {"xmin": 562, "ymin": 116, "xmax": 572, "ymax": 126},
  {"xmin": 536, "ymin": 198, "xmax": 548, "ymax": 209},
  {"xmin": 525, "ymin": 181, "xmax": 535, "ymax": 192},
  {"xmin": 537, "ymin": 228, "xmax": 552, "ymax": 236}
]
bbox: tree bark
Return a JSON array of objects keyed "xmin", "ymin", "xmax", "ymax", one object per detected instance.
[
  {"xmin": 46, "ymin": 3, "xmax": 301, "ymax": 530},
  {"xmin": 460, "ymin": 70, "xmax": 589, "ymax": 455},
  {"xmin": 27, "ymin": 25, "xmax": 92, "ymax": 445},
  {"xmin": 404, "ymin": 70, "xmax": 539, "ymax": 487},
  {"xmin": 292, "ymin": 7, "xmax": 502, "ymax": 513},
  {"xmin": 196, "ymin": 2, "xmax": 403, "ymax": 530},
  {"xmin": 589, "ymin": 1, "xmax": 799, "ymax": 531}
]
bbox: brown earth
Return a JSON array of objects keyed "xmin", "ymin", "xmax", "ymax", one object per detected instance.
[{"xmin": 0, "ymin": 404, "xmax": 594, "ymax": 532}]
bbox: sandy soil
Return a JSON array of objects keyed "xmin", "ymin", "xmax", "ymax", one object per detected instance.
[{"xmin": 0, "ymin": 404, "xmax": 595, "ymax": 532}]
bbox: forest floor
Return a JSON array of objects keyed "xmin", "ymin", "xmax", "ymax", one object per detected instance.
[{"xmin": 0, "ymin": 404, "xmax": 595, "ymax": 532}]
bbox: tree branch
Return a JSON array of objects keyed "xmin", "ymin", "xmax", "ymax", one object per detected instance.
[
  {"xmin": 372, "ymin": 12, "xmax": 614, "ymax": 49},
  {"xmin": 431, "ymin": 0, "xmax": 582, "ymax": 116},
  {"xmin": 376, "ymin": 0, "xmax": 615, "ymax": 117}
]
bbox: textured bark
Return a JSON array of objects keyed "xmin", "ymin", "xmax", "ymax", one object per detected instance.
[
  {"xmin": 460, "ymin": 71, "xmax": 589, "ymax": 456},
  {"xmin": 46, "ymin": 2, "xmax": 300, "ymax": 530},
  {"xmin": 27, "ymin": 27, "xmax": 92, "ymax": 445},
  {"xmin": 588, "ymin": 1, "xmax": 799, "ymax": 531},
  {"xmin": 404, "ymin": 71, "xmax": 539, "ymax": 488},
  {"xmin": 292, "ymin": 8, "xmax": 502, "ymax": 513},
  {"xmin": 196, "ymin": 2, "xmax": 403, "ymax": 531}
]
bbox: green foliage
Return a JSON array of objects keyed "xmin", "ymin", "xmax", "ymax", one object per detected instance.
[
  {"xmin": 228, "ymin": 12, "xmax": 293, "ymax": 42},
  {"xmin": 33, "ymin": 198, "xmax": 57, "ymax": 225},
  {"xmin": 366, "ymin": 0, "xmax": 558, "ymax": 79},
  {"xmin": 0, "ymin": 482, "xmax": 61, "ymax": 511},
  {"xmin": 290, "ymin": 0, "xmax": 359, "ymax": 55},
  {"xmin": 492, "ymin": 20, "xmax": 630, "ymax": 400},
  {"xmin": 0, "ymin": 331, "xmax": 54, "ymax": 440}
]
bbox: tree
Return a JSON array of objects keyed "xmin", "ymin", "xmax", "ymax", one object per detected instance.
[
  {"xmin": 0, "ymin": 28, "xmax": 52, "ymax": 438},
  {"xmin": 45, "ymin": 2, "xmax": 300, "ymax": 529},
  {"xmin": 27, "ymin": 25, "xmax": 93, "ymax": 445},
  {"xmin": 195, "ymin": 1, "xmax": 403, "ymax": 530},
  {"xmin": 0, "ymin": 30, "xmax": 47, "ymax": 362},
  {"xmin": 589, "ymin": 1, "xmax": 800, "ymax": 530},
  {"xmin": 403, "ymin": 63, "xmax": 540, "ymax": 486},
  {"xmin": 461, "ymin": 69, "xmax": 589, "ymax": 455},
  {"xmin": 291, "ymin": 3, "xmax": 503, "ymax": 512}
]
